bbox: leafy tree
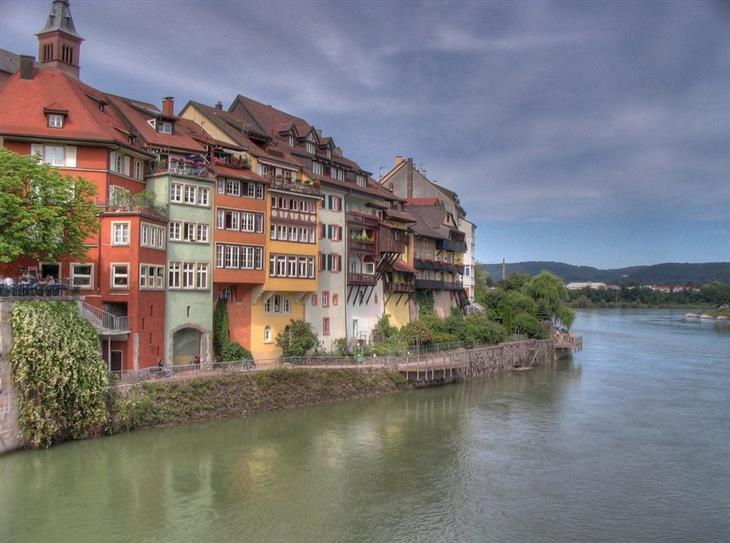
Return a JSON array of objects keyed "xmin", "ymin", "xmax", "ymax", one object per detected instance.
[
  {"xmin": 213, "ymin": 299, "xmax": 252, "ymax": 361},
  {"xmin": 400, "ymin": 319, "xmax": 435, "ymax": 346},
  {"xmin": 474, "ymin": 263, "xmax": 492, "ymax": 303},
  {"xmin": 498, "ymin": 272, "xmax": 530, "ymax": 292},
  {"xmin": 523, "ymin": 271, "xmax": 567, "ymax": 320},
  {"xmin": 0, "ymin": 148, "xmax": 98, "ymax": 263},
  {"xmin": 277, "ymin": 320, "xmax": 321, "ymax": 357},
  {"xmin": 511, "ymin": 312, "xmax": 545, "ymax": 338},
  {"xmin": 372, "ymin": 313, "xmax": 398, "ymax": 343}
]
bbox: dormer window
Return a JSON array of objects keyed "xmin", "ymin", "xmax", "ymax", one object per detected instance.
[
  {"xmin": 356, "ymin": 174, "xmax": 366, "ymax": 187},
  {"xmin": 158, "ymin": 121, "xmax": 172, "ymax": 134},
  {"xmin": 326, "ymin": 148, "xmax": 331, "ymax": 159},
  {"xmin": 306, "ymin": 134, "xmax": 316, "ymax": 154},
  {"xmin": 47, "ymin": 114, "xmax": 64, "ymax": 128},
  {"xmin": 288, "ymin": 135, "xmax": 295, "ymax": 147}
]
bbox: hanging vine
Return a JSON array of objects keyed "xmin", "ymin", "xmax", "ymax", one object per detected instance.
[{"xmin": 9, "ymin": 301, "xmax": 108, "ymax": 448}]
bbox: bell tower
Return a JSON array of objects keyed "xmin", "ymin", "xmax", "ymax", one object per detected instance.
[{"xmin": 36, "ymin": 0, "xmax": 84, "ymax": 78}]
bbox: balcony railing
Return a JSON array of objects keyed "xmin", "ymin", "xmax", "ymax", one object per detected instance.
[
  {"xmin": 152, "ymin": 156, "xmax": 211, "ymax": 179},
  {"xmin": 346, "ymin": 210, "xmax": 380, "ymax": 227},
  {"xmin": 384, "ymin": 281, "xmax": 415, "ymax": 294},
  {"xmin": 78, "ymin": 301, "xmax": 130, "ymax": 332},
  {"xmin": 414, "ymin": 258, "xmax": 461, "ymax": 273},
  {"xmin": 414, "ymin": 279, "xmax": 464, "ymax": 291},
  {"xmin": 98, "ymin": 200, "xmax": 168, "ymax": 219},
  {"xmin": 270, "ymin": 177, "xmax": 320, "ymax": 196},
  {"xmin": 348, "ymin": 238, "xmax": 377, "ymax": 253},
  {"xmin": 436, "ymin": 239, "xmax": 467, "ymax": 253},
  {"xmin": 348, "ymin": 272, "xmax": 377, "ymax": 285}
]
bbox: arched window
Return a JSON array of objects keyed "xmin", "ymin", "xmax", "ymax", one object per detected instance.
[
  {"xmin": 263, "ymin": 325, "xmax": 272, "ymax": 343},
  {"xmin": 219, "ymin": 287, "xmax": 232, "ymax": 301}
]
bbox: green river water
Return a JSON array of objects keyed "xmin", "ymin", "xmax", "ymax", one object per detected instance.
[{"xmin": 1, "ymin": 309, "xmax": 729, "ymax": 542}]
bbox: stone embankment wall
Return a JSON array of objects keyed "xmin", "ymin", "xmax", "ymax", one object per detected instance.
[
  {"xmin": 0, "ymin": 301, "xmax": 21, "ymax": 455},
  {"xmin": 460, "ymin": 339, "xmax": 554, "ymax": 378}
]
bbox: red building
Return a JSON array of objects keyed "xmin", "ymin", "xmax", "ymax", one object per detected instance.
[{"xmin": 0, "ymin": 1, "xmax": 166, "ymax": 372}]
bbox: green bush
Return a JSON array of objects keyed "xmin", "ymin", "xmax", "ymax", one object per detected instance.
[
  {"xmin": 9, "ymin": 301, "xmax": 108, "ymax": 448},
  {"xmin": 400, "ymin": 319, "xmax": 434, "ymax": 346},
  {"xmin": 221, "ymin": 341, "xmax": 253, "ymax": 362},
  {"xmin": 414, "ymin": 289, "xmax": 434, "ymax": 315},
  {"xmin": 334, "ymin": 337, "xmax": 351, "ymax": 357},
  {"xmin": 277, "ymin": 320, "xmax": 321, "ymax": 357},
  {"xmin": 372, "ymin": 313, "xmax": 398, "ymax": 343},
  {"xmin": 464, "ymin": 315, "xmax": 507, "ymax": 344},
  {"xmin": 511, "ymin": 312, "xmax": 545, "ymax": 339}
]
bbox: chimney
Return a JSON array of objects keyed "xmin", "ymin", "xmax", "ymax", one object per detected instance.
[
  {"xmin": 19, "ymin": 55, "xmax": 35, "ymax": 80},
  {"xmin": 215, "ymin": 101, "xmax": 223, "ymax": 110},
  {"xmin": 162, "ymin": 96, "xmax": 175, "ymax": 117},
  {"xmin": 406, "ymin": 157, "xmax": 414, "ymax": 199},
  {"xmin": 501, "ymin": 258, "xmax": 507, "ymax": 281}
]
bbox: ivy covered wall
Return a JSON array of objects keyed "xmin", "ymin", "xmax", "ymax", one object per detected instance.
[{"xmin": 9, "ymin": 302, "xmax": 108, "ymax": 448}]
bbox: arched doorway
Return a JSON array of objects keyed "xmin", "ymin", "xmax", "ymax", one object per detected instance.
[{"xmin": 172, "ymin": 327, "xmax": 201, "ymax": 366}]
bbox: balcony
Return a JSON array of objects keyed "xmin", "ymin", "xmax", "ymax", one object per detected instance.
[
  {"xmin": 436, "ymin": 239, "xmax": 467, "ymax": 253},
  {"xmin": 414, "ymin": 258, "xmax": 459, "ymax": 272},
  {"xmin": 270, "ymin": 177, "xmax": 320, "ymax": 196},
  {"xmin": 270, "ymin": 208, "xmax": 317, "ymax": 225},
  {"xmin": 378, "ymin": 225, "xmax": 407, "ymax": 254},
  {"xmin": 152, "ymin": 156, "xmax": 211, "ymax": 179},
  {"xmin": 348, "ymin": 272, "xmax": 377, "ymax": 285},
  {"xmin": 346, "ymin": 210, "xmax": 380, "ymax": 228},
  {"xmin": 384, "ymin": 281, "xmax": 415, "ymax": 294},
  {"xmin": 98, "ymin": 200, "xmax": 168, "ymax": 220},
  {"xmin": 77, "ymin": 301, "xmax": 130, "ymax": 335},
  {"xmin": 348, "ymin": 236, "xmax": 377, "ymax": 253},
  {"xmin": 415, "ymin": 279, "xmax": 464, "ymax": 291}
]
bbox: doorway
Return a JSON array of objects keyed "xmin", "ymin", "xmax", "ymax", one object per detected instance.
[{"xmin": 173, "ymin": 327, "xmax": 201, "ymax": 365}]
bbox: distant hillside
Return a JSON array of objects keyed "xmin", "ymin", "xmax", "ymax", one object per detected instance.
[{"xmin": 481, "ymin": 261, "xmax": 730, "ymax": 285}]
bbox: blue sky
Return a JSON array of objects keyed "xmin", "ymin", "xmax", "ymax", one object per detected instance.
[{"xmin": 2, "ymin": 0, "xmax": 729, "ymax": 268}]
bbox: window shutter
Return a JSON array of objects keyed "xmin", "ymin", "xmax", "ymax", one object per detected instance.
[
  {"xmin": 336, "ymin": 254, "xmax": 342, "ymax": 272},
  {"xmin": 64, "ymin": 146, "xmax": 77, "ymax": 167},
  {"xmin": 320, "ymin": 224, "xmax": 325, "ymax": 239},
  {"xmin": 319, "ymin": 253, "xmax": 325, "ymax": 271},
  {"xmin": 31, "ymin": 143, "xmax": 43, "ymax": 161}
]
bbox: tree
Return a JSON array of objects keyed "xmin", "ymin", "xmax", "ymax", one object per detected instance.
[
  {"xmin": 474, "ymin": 262, "xmax": 492, "ymax": 303},
  {"xmin": 276, "ymin": 320, "xmax": 321, "ymax": 357},
  {"xmin": 523, "ymin": 271, "xmax": 567, "ymax": 320},
  {"xmin": 0, "ymin": 148, "xmax": 98, "ymax": 263}
]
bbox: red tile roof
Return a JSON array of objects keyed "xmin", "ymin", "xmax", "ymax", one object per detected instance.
[
  {"xmin": 0, "ymin": 67, "xmax": 145, "ymax": 154},
  {"xmin": 213, "ymin": 161, "xmax": 267, "ymax": 183},
  {"xmin": 393, "ymin": 260, "xmax": 417, "ymax": 274},
  {"xmin": 406, "ymin": 197, "xmax": 443, "ymax": 206},
  {"xmin": 106, "ymin": 95, "xmax": 206, "ymax": 153}
]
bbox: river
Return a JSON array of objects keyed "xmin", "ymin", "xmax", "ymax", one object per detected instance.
[{"xmin": 1, "ymin": 309, "xmax": 729, "ymax": 542}]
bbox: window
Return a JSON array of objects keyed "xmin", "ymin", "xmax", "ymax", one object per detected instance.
[
  {"xmin": 110, "ymin": 152, "xmax": 124, "ymax": 173},
  {"xmin": 168, "ymin": 262, "xmax": 180, "ymax": 288},
  {"xmin": 198, "ymin": 187, "xmax": 209, "ymax": 206},
  {"xmin": 322, "ymin": 290, "xmax": 329, "ymax": 307},
  {"xmin": 123, "ymin": 156, "xmax": 131, "ymax": 177},
  {"xmin": 356, "ymin": 174, "xmax": 366, "ymax": 187},
  {"xmin": 196, "ymin": 263, "xmax": 208, "ymax": 289},
  {"xmin": 70, "ymin": 263, "xmax": 93, "ymax": 289},
  {"xmin": 364, "ymin": 262, "xmax": 375, "ymax": 275},
  {"xmin": 182, "ymin": 262, "xmax": 195, "ymax": 288},
  {"xmin": 225, "ymin": 178, "xmax": 241, "ymax": 196},
  {"xmin": 134, "ymin": 159, "xmax": 144, "ymax": 180},
  {"xmin": 140, "ymin": 264, "xmax": 164, "ymax": 289},
  {"xmin": 246, "ymin": 182, "xmax": 256, "ymax": 198},
  {"xmin": 141, "ymin": 223, "xmax": 165, "ymax": 249},
  {"xmin": 313, "ymin": 162, "xmax": 323, "ymax": 175},
  {"xmin": 311, "ymin": 294, "xmax": 318, "ymax": 306},
  {"xmin": 264, "ymin": 325, "xmax": 272, "ymax": 343},
  {"xmin": 306, "ymin": 138, "xmax": 316, "ymax": 154},
  {"xmin": 323, "ymin": 317, "xmax": 330, "ymax": 336},
  {"xmin": 111, "ymin": 222, "xmax": 130, "ymax": 245},
  {"xmin": 327, "ymin": 195, "xmax": 341, "ymax": 211},
  {"xmin": 332, "ymin": 293, "xmax": 339, "ymax": 306},
  {"xmin": 48, "ymin": 114, "xmax": 64, "ymax": 128},
  {"xmin": 216, "ymin": 245, "xmax": 224, "ymax": 268},
  {"xmin": 111, "ymin": 264, "xmax": 129, "ymax": 288},
  {"xmin": 197, "ymin": 224, "xmax": 208, "ymax": 242},
  {"xmin": 288, "ymin": 135, "xmax": 295, "ymax": 147},
  {"xmin": 307, "ymin": 257, "xmax": 315, "ymax": 278},
  {"xmin": 321, "ymin": 253, "xmax": 342, "ymax": 272},
  {"xmin": 265, "ymin": 294, "xmax": 291, "ymax": 314},
  {"xmin": 158, "ymin": 121, "xmax": 172, "ymax": 134},
  {"xmin": 184, "ymin": 185, "xmax": 196, "ymax": 204},
  {"xmin": 255, "ymin": 184, "xmax": 264, "ymax": 199},
  {"xmin": 170, "ymin": 183, "xmax": 182, "ymax": 202}
]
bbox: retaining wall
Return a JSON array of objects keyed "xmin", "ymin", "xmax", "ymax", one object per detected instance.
[{"xmin": 0, "ymin": 301, "xmax": 21, "ymax": 455}]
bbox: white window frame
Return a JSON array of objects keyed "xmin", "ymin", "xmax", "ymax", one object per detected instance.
[
  {"xmin": 111, "ymin": 263, "xmax": 129, "ymax": 289},
  {"xmin": 111, "ymin": 221, "xmax": 130, "ymax": 246},
  {"xmin": 48, "ymin": 114, "xmax": 64, "ymax": 128},
  {"xmin": 70, "ymin": 262, "xmax": 94, "ymax": 289},
  {"xmin": 264, "ymin": 325, "xmax": 273, "ymax": 343}
]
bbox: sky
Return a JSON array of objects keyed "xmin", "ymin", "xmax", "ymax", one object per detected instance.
[{"xmin": 1, "ymin": 0, "xmax": 729, "ymax": 268}]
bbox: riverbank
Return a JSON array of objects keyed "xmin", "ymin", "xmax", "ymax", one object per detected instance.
[{"xmin": 109, "ymin": 368, "xmax": 408, "ymax": 433}]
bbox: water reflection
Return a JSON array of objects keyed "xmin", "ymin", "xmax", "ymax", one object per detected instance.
[{"xmin": 2, "ymin": 310, "xmax": 729, "ymax": 542}]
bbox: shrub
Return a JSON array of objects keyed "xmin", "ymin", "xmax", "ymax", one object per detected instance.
[
  {"xmin": 464, "ymin": 315, "xmax": 507, "ymax": 344},
  {"xmin": 512, "ymin": 312, "xmax": 545, "ymax": 339},
  {"xmin": 9, "ymin": 301, "xmax": 108, "ymax": 448},
  {"xmin": 277, "ymin": 320, "xmax": 321, "ymax": 357},
  {"xmin": 334, "ymin": 337, "xmax": 351, "ymax": 357},
  {"xmin": 372, "ymin": 313, "xmax": 398, "ymax": 343},
  {"xmin": 221, "ymin": 341, "xmax": 253, "ymax": 362},
  {"xmin": 414, "ymin": 289, "xmax": 434, "ymax": 315},
  {"xmin": 400, "ymin": 319, "xmax": 434, "ymax": 346}
]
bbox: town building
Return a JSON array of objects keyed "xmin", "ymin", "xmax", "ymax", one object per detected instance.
[{"xmin": 0, "ymin": 1, "xmax": 166, "ymax": 371}]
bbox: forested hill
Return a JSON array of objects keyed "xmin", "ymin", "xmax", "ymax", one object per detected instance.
[{"xmin": 481, "ymin": 261, "xmax": 730, "ymax": 285}]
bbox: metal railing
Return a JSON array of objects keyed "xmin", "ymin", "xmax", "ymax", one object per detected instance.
[
  {"xmin": 109, "ymin": 359, "xmax": 260, "ymax": 384},
  {"xmin": 78, "ymin": 301, "xmax": 129, "ymax": 331}
]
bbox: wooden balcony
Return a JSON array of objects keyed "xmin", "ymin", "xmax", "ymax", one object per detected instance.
[
  {"xmin": 384, "ymin": 281, "xmax": 415, "ymax": 294},
  {"xmin": 348, "ymin": 237, "xmax": 377, "ymax": 254},
  {"xmin": 415, "ymin": 279, "xmax": 464, "ymax": 291},
  {"xmin": 348, "ymin": 272, "xmax": 377, "ymax": 285},
  {"xmin": 346, "ymin": 210, "xmax": 380, "ymax": 228}
]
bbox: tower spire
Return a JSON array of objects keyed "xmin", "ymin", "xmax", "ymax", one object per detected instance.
[{"xmin": 36, "ymin": 0, "xmax": 84, "ymax": 78}]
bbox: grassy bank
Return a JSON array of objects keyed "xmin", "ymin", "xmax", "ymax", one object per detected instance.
[{"xmin": 109, "ymin": 368, "xmax": 408, "ymax": 433}]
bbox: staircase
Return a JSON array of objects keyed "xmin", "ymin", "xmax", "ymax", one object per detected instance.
[{"xmin": 77, "ymin": 301, "xmax": 130, "ymax": 334}]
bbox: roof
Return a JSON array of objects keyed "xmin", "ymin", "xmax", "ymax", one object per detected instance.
[
  {"xmin": 0, "ymin": 67, "xmax": 145, "ymax": 153},
  {"xmin": 0, "ymin": 49, "xmax": 19, "ymax": 75},
  {"xmin": 37, "ymin": 0, "xmax": 83, "ymax": 40},
  {"xmin": 406, "ymin": 197, "xmax": 442, "ymax": 206},
  {"xmin": 405, "ymin": 203, "xmax": 451, "ymax": 241},
  {"xmin": 230, "ymin": 94, "xmax": 310, "ymax": 137},
  {"xmin": 213, "ymin": 161, "xmax": 267, "ymax": 183},
  {"xmin": 107, "ymin": 95, "xmax": 206, "ymax": 153}
]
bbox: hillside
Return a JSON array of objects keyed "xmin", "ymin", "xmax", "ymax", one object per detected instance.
[{"xmin": 481, "ymin": 261, "xmax": 730, "ymax": 285}]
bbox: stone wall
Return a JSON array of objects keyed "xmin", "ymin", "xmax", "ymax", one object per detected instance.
[
  {"xmin": 0, "ymin": 301, "xmax": 21, "ymax": 455},
  {"xmin": 461, "ymin": 338, "xmax": 554, "ymax": 378}
]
